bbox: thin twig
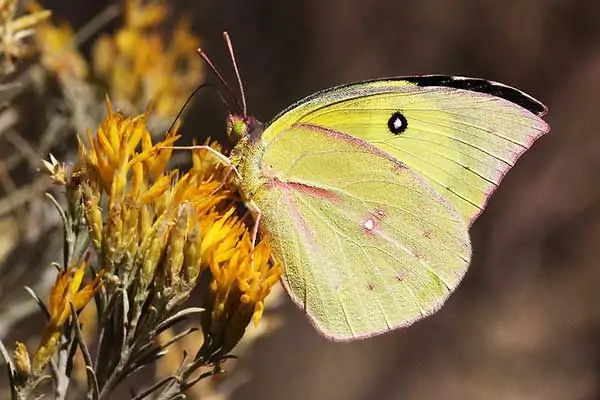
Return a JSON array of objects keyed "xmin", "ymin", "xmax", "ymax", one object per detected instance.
[
  {"xmin": 69, "ymin": 302, "xmax": 99, "ymax": 400},
  {"xmin": 4, "ymin": 129, "xmax": 39, "ymax": 169},
  {"xmin": 72, "ymin": 5, "xmax": 121, "ymax": 48},
  {"xmin": 44, "ymin": 192, "xmax": 71, "ymax": 269},
  {"xmin": 0, "ymin": 107, "xmax": 18, "ymax": 140},
  {"xmin": 127, "ymin": 328, "xmax": 197, "ymax": 375},
  {"xmin": 49, "ymin": 358, "xmax": 59, "ymax": 391},
  {"xmin": 2, "ymin": 114, "xmax": 70, "ymax": 175},
  {"xmin": 54, "ymin": 333, "xmax": 71, "ymax": 400},
  {"xmin": 0, "ymin": 176, "xmax": 52, "ymax": 218},
  {"xmin": 97, "ymin": 292, "xmax": 135, "ymax": 400},
  {"xmin": 0, "ymin": 339, "xmax": 16, "ymax": 399},
  {"xmin": 131, "ymin": 376, "xmax": 179, "ymax": 400},
  {"xmin": 37, "ymin": 114, "xmax": 69, "ymax": 158},
  {"xmin": 181, "ymin": 368, "xmax": 224, "ymax": 392}
]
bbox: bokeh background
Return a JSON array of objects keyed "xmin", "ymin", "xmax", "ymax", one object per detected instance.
[{"xmin": 5, "ymin": 0, "xmax": 600, "ymax": 399}]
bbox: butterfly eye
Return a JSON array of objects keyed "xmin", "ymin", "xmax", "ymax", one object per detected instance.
[
  {"xmin": 387, "ymin": 111, "xmax": 408, "ymax": 134},
  {"xmin": 227, "ymin": 115, "xmax": 248, "ymax": 141}
]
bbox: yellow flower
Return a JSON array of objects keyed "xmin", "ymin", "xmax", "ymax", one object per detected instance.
[
  {"xmin": 237, "ymin": 238, "xmax": 282, "ymax": 326},
  {"xmin": 77, "ymin": 98, "xmax": 179, "ymax": 277},
  {"xmin": 202, "ymin": 233, "xmax": 281, "ymax": 356},
  {"xmin": 91, "ymin": 0, "xmax": 203, "ymax": 119},
  {"xmin": 32, "ymin": 255, "xmax": 103, "ymax": 373},
  {"xmin": 0, "ymin": 0, "xmax": 51, "ymax": 72},
  {"xmin": 76, "ymin": 98, "xmax": 235, "ymax": 292},
  {"xmin": 26, "ymin": 0, "xmax": 87, "ymax": 81},
  {"xmin": 48, "ymin": 256, "xmax": 103, "ymax": 330},
  {"xmin": 145, "ymin": 18, "xmax": 202, "ymax": 117},
  {"xmin": 80, "ymin": 97, "xmax": 176, "ymax": 198},
  {"xmin": 124, "ymin": 0, "xmax": 167, "ymax": 30}
]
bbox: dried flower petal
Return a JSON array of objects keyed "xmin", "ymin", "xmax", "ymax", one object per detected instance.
[
  {"xmin": 13, "ymin": 342, "xmax": 31, "ymax": 378},
  {"xmin": 40, "ymin": 153, "xmax": 68, "ymax": 185}
]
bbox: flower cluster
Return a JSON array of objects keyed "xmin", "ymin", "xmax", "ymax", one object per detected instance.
[
  {"xmin": 0, "ymin": 3, "xmax": 282, "ymax": 397},
  {"xmin": 28, "ymin": 0, "xmax": 203, "ymax": 120},
  {"xmin": 0, "ymin": 0, "xmax": 51, "ymax": 73},
  {"xmin": 92, "ymin": 0, "xmax": 203, "ymax": 118},
  {"xmin": 27, "ymin": 0, "xmax": 87, "ymax": 82},
  {"xmin": 13, "ymin": 98, "xmax": 283, "ymax": 397},
  {"xmin": 74, "ymin": 98, "xmax": 281, "ymax": 353}
]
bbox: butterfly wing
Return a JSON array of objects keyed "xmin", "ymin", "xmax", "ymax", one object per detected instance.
[
  {"xmin": 251, "ymin": 123, "xmax": 470, "ymax": 340},
  {"xmin": 263, "ymin": 76, "xmax": 549, "ymax": 224},
  {"xmin": 239, "ymin": 75, "xmax": 548, "ymax": 339}
]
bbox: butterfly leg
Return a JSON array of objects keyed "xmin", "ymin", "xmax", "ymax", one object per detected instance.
[
  {"xmin": 160, "ymin": 143, "xmax": 243, "ymax": 190},
  {"xmin": 160, "ymin": 144, "xmax": 232, "ymax": 169},
  {"xmin": 161, "ymin": 144, "xmax": 264, "ymax": 244},
  {"xmin": 247, "ymin": 199, "xmax": 261, "ymax": 248}
]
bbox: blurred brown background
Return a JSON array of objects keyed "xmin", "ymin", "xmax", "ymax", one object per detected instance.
[{"xmin": 14, "ymin": 0, "xmax": 600, "ymax": 399}]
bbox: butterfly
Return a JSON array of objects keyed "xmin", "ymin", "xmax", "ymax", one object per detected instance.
[{"xmin": 196, "ymin": 33, "xmax": 549, "ymax": 341}]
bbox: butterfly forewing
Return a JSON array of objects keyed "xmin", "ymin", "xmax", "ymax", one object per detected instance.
[{"xmin": 263, "ymin": 78, "xmax": 549, "ymax": 224}]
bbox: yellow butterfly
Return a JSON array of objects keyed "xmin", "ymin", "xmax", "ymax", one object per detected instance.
[{"xmin": 193, "ymin": 33, "xmax": 549, "ymax": 341}]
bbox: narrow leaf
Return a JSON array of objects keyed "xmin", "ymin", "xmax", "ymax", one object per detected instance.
[
  {"xmin": 156, "ymin": 307, "xmax": 204, "ymax": 333},
  {"xmin": 23, "ymin": 286, "xmax": 51, "ymax": 320}
]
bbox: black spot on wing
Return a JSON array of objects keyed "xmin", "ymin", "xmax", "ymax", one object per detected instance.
[
  {"xmin": 403, "ymin": 75, "xmax": 547, "ymax": 117},
  {"xmin": 387, "ymin": 111, "xmax": 408, "ymax": 134}
]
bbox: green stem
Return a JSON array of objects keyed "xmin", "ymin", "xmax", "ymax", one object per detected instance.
[{"xmin": 97, "ymin": 300, "xmax": 144, "ymax": 400}]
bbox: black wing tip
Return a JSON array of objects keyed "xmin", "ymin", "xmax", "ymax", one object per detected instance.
[
  {"xmin": 266, "ymin": 74, "xmax": 548, "ymax": 128},
  {"xmin": 403, "ymin": 75, "xmax": 548, "ymax": 117}
]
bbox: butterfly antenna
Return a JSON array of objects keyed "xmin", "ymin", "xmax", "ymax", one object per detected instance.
[
  {"xmin": 197, "ymin": 46, "xmax": 243, "ymax": 114},
  {"xmin": 165, "ymin": 83, "xmax": 234, "ymax": 135},
  {"xmin": 223, "ymin": 31, "xmax": 247, "ymax": 117}
]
